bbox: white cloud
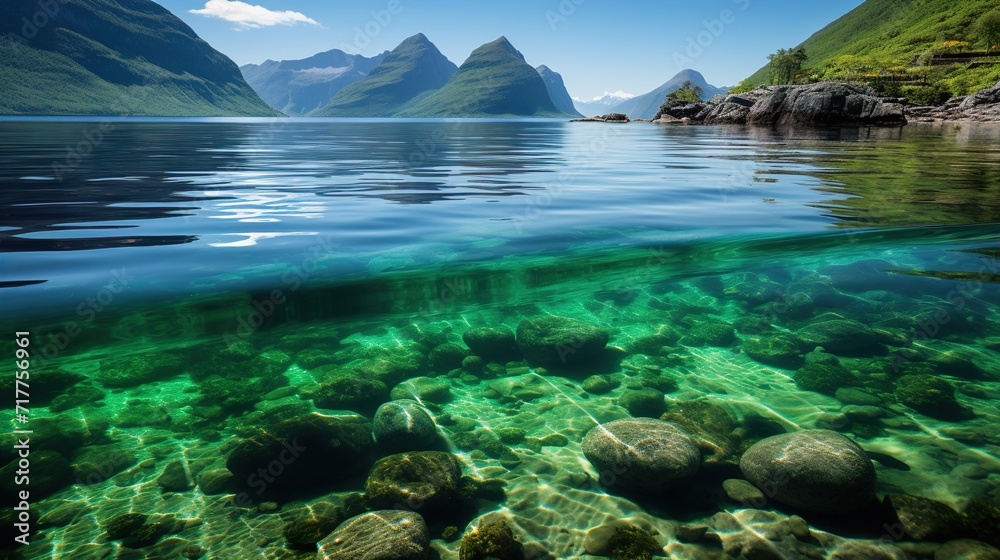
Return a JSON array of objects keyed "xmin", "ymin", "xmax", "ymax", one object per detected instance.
[{"xmin": 190, "ymin": 0, "xmax": 320, "ymax": 29}]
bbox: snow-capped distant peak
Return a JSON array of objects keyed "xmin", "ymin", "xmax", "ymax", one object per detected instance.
[{"xmin": 595, "ymin": 91, "xmax": 635, "ymax": 103}]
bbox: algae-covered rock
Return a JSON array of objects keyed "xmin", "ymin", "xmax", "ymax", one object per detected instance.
[
  {"xmin": 583, "ymin": 374, "xmax": 618, "ymax": 395},
  {"xmin": 463, "ymin": 326, "xmax": 519, "ymax": 363},
  {"xmin": 390, "ymin": 377, "xmax": 452, "ymax": 404},
  {"xmin": 310, "ymin": 375, "xmax": 389, "ymax": 413},
  {"xmin": 459, "ymin": 519, "xmax": 522, "ymax": 560},
  {"xmin": 660, "ymin": 399, "xmax": 742, "ymax": 469},
  {"xmin": 895, "ymin": 374, "xmax": 973, "ymax": 420},
  {"xmin": 739, "ymin": 430, "xmax": 877, "ymax": 515},
  {"xmin": 682, "ymin": 321, "xmax": 736, "ymax": 347},
  {"xmin": 105, "ymin": 513, "xmax": 169, "ymax": 548},
  {"xmin": 516, "ymin": 315, "xmax": 609, "ymax": 368},
  {"xmin": 364, "ymin": 451, "xmax": 466, "ymax": 514},
  {"xmin": 155, "ymin": 459, "xmax": 191, "ymax": 492},
  {"xmin": 965, "ymin": 496, "xmax": 1000, "ymax": 548},
  {"xmin": 607, "ymin": 525, "xmax": 661, "ymax": 560},
  {"xmin": 283, "ymin": 515, "xmax": 340, "ymax": 551},
  {"xmin": 743, "ymin": 334, "xmax": 805, "ymax": 369},
  {"xmin": 796, "ymin": 318, "xmax": 883, "ymax": 356},
  {"xmin": 373, "ymin": 399, "xmax": 438, "ymax": 452},
  {"xmin": 582, "ymin": 419, "xmax": 701, "ymax": 491},
  {"xmin": 97, "ymin": 352, "xmax": 185, "ymax": 388},
  {"xmin": 882, "ymin": 493, "xmax": 966, "ymax": 542},
  {"xmin": 318, "ymin": 510, "xmax": 429, "ymax": 560},
  {"xmin": 794, "ymin": 362, "xmax": 858, "ymax": 396},
  {"xmin": 618, "ymin": 388, "xmax": 666, "ymax": 418},
  {"xmin": 428, "ymin": 343, "xmax": 470, "ymax": 372}
]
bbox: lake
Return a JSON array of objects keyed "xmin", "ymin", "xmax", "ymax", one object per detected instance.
[{"xmin": 1, "ymin": 118, "xmax": 999, "ymax": 558}]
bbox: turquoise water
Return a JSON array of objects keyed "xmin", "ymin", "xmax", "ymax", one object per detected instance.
[{"xmin": 1, "ymin": 119, "xmax": 999, "ymax": 559}]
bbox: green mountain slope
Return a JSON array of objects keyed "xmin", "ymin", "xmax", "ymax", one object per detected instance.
[
  {"xmin": 0, "ymin": 0, "xmax": 281, "ymax": 116},
  {"xmin": 743, "ymin": 0, "xmax": 1000, "ymax": 97},
  {"xmin": 536, "ymin": 65, "xmax": 583, "ymax": 117},
  {"xmin": 396, "ymin": 36, "xmax": 571, "ymax": 118},
  {"xmin": 315, "ymin": 33, "xmax": 457, "ymax": 117},
  {"xmin": 241, "ymin": 50, "xmax": 387, "ymax": 116}
]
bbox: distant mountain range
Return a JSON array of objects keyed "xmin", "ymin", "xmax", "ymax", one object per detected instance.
[
  {"xmin": 611, "ymin": 69, "xmax": 728, "ymax": 120},
  {"xmin": 315, "ymin": 33, "xmax": 457, "ymax": 117},
  {"xmin": 0, "ymin": 0, "xmax": 278, "ymax": 116},
  {"xmin": 573, "ymin": 91, "xmax": 636, "ymax": 117},
  {"xmin": 537, "ymin": 65, "xmax": 584, "ymax": 117},
  {"xmin": 240, "ymin": 50, "xmax": 388, "ymax": 116}
]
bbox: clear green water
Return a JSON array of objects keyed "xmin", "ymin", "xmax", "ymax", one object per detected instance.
[{"xmin": 1, "ymin": 119, "xmax": 999, "ymax": 559}]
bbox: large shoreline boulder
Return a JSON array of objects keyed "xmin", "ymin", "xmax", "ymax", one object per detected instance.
[{"xmin": 582, "ymin": 418, "xmax": 701, "ymax": 492}]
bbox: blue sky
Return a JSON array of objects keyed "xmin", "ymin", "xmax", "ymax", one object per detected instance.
[{"xmin": 159, "ymin": 0, "xmax": 867, "ymax": 99}]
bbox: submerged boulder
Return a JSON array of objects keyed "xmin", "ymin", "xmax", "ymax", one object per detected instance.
[
  {"xmin": 373, "ymin": 400, "xmax": 438, "ymax": 452},
  {"xmin": 364, "ymin": 451, "xmax": 466, "ymax": 514},
  {"xmin": 463, "ymin": 326, "xmax": 519, "ymax": 363},
  {"xmin": 582, "ymin": 419, "xmax": 701, "ymax": 491},
  {"xmin": 317, "ymin": 510, "xmax": 429, "ymax": 560},
  {"xmin": 739, "ymin": 430, "xmax": 877, "ymax": 515},
  {"xmin": 516, "ymin": 315, "xmax": 609, "ymax": 368}
]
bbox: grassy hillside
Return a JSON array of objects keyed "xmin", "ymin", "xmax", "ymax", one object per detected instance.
[
  {"xmin": 396, "ymin": 36, "xmax": 571, "ymax": 118},
  {"xmin": 0, "ymin": 0, "xmax": 281, "ymax": 116},
  {"xmin": 742, "ymin": 0, "xmax": 1000, "ymax": 102},
  {"xmin": 315, "ymin": 34, "xmax": 457, "ymax": 117}
]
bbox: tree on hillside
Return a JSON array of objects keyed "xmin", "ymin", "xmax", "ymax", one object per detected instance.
[
  {"xmin": 666, "ymin": 80, "xmax": 704, "ymax": 102},
  {"xmin": 767, "ymin": 48, "xmax": 808, "ymax": 84},
  {"xmin": 973, "ymin": 10, "xmax": 1000, "ymax": 54}
]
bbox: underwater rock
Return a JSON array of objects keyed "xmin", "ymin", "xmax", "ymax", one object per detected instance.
[
  {"xmin": 582, "ymin": 418, "xmax": 701, "ymax": 491},
  {"xmin": 835, "ymin": 387, "xmax": 883, "ymax": 407},
  {"xmin": 626, "ymin": 325, "xmax": 681, "ymax": 356},
  {"xmin": 606, "ymin": 525, "xmax": 661, "ymax": 560},
  {"xmin": 723, "ymin": 479, "xmax": 765, "ymax": 505},
  {"xmin": 583, "ymin": 374, "xmax": 619, "ymax": 394},
  {"xmin": 428, "ymin": 343, "xmax": 470, "ymax": 372},
  {"xmin": 726, "ymin": 279, "xmax": 786, "ymax": 306},
  {"xmin": 682, "ymin": 320, "xmax": 736, "ymax": 347},
  {"xmin": 105, "ymin": 513, "xmax": 169, "ymax": 548},
  {"xmin": 283, "ymin": 515, "xmax": 340, "ymax": 551},
  {"xmin": 459, "ymin": 518, "xmax": 523, "ymax": 560},
  {"xmin": 895, "ymin": 374, "xmax": 973, "ymax": 421},
  {"xmin": 660, "ymin": 400, "xmax": 742, "ymax": 470},
  {"xmin": 364, "ymin": 451, "xmax": 466, "ymax": 514},
  {"xmin": 0, "ymin": 368, "xmax": 83, "ymax": 405},
  {"xmin": 346, "ymin": 350, "xmax": 427, "ymax": 387},
  {"xmin": 829, "ymin": 540, "xmax": 909, "ymax": 559},
  {"xmin": 198, "ymin": 372, "xmax": 289, "ymax": 415},
  {"xmin": 196, "ymin": 469, "xmax": 234, "ymax": 495},
  {"xmin": 156, "ymin": 459, "xmax": 192, "ymax": 492},
  {"xmin": 373, "ymin": 399, "xmax": 438, "ymax": 452},
  {"xmin": 796, "ymin": 319, "xmax": 883, "ymax": 356},
  {"xmin": 390, "ymin": 376, "xmax": 452, "ymax": 404},
  {"xmin": 793, "ymin": 361, "xmax": 859, "ymax": 396},
  {"xmin": 49, "ymin": 384, "xmax": 106, "ymax": 413},
  {"xmin": 742, "ymin": 334, "xmax": 805, "ymax": 369},
  {"xmin": 97, "ymin": 352, "xmax": 185, "ymax": 388},
  {"xmin": 226, "ymin": 413, "xmax": 373, "ymax": 500},
  {"xmin": 71, "ymin": 445, "xmax": 137, "ymax": 485},
  {"xmin": 115, "ymin": 400, "xmax": 172, "ymax": 428},
  {"xmin": 317, "ymin": 510, "xmax": 429, "ymax": 560},
  {"xmin": 462, "ymin": 355, "xmax": 485, "ymax": 375},
  {"xmin": 309, "ymin": 375, "xmax": 389, "ymax": 413},
  {"xmin": 964, "ymin": 496, "xmax": 1000, "ymax": 548},
  {"xmin": 934, "ymin": 539, "xmax": 1000, "ymax": 560},
  {"xmin": 618, "ymin": 388, "xmax": 666, "ymax": 418},
  {"xmin": 739, "ymin": 430, "xmax": 877, "ymax": 515},
  {"xmin": 463, "ymin": 326, "xmax": 520, "ymax": 362},
  {"xmin": 1, "ymin": 450, "xmax": 72, "ymax": 502},
  {"xmin": 219, "ymin": 340, "xmax": 256, "ymax": 361},
  {"xmin": 883, "ymin": 493, "xmax": 967, "ymax": 542},
  {"xmin": 516, "ymin": 315, "xmax": 609, "ymax": 368}
]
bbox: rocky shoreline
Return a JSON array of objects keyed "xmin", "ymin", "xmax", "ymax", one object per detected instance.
[{"xmin": 574, "ymin": 80, "xmax": 1000, "ymax": 127}]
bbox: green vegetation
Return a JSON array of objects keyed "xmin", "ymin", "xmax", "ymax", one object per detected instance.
[
  {"xmin": 974, "ymin": 10, "xmax": 1000, "ymax": 54},
  {"xmin": 742, "ymin": 0, "xmax": 1000, "ymax": 98},
  {"xmin": 396, "ymin": 36, "xmax": 571, "ymax": 118},
  {"xmin": 666, "ymin": 80, "xmax": 704, "ymax": 102},
  {"xmin": 315, "ymin": 33, "xmax": 457, "ymax": 117},
  {"xmin": 607, "ymin": 526, "xmax": 661, "ymax": 560},
  {"xmin": 0, "ymin": 0, "xmax": 281, "ymax": 116},
  {"xmin": 767, "ymin": 48, "xmax": 808, "ymax": 84}
]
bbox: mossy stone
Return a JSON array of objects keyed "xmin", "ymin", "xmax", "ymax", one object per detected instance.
[
  {"xmin": 743, "ymin": 335, "xmax": 805, "ymax": 369},
  {"xmin": 683, "ymin": 321, "xmax": 736, "ymax": 347},
  {"xmin": 618, "ymin": 388, "xmax": 666, "ymax": 418},
  {"xmin": 895, "ymin": 374, "xmax": 972, "ymax": 420},
  {"xmin": 283, "ymin": 515, "xmax": 340, "ymax": 550},
  {"xmin": 607, "ymin": 526, "xmax": 660, "ymax": 560},
  {"xmin": 463, "ymin": 326, "xmax": 520, "ymax": 363},
  {"xmin": 793, "ymin": 362, "xmax": 858, "ymax": 396},
  {"xmin": 310, "ymin": 376, "xmax": 389, "ymax": 413},
  {"xmin": 428, "ymin": 343, "xmax": 470, "ymax": 372},
  {"xmin": 459, "ymin": 519, "xmax": 521, "ymax": 560}
]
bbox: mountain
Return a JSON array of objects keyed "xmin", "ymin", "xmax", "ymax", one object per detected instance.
[
  {"xmin": 315, "ymin": 34, "xmax": 457, "ymax": 117},
  {"xmin": 611, "ymin": 69, "xmax": 728, "ymax": 120},
  {"xmin": 396, "ymin": 36, "xmax": 572, "ymax": 118},
  {"xmin": 742, "ymin": 0, "xmax": 999, "ymax": 96},
  {"xmin": 573, "ymin": 91, "xmax": 635, "ymax": 117},
  {"xmin": 536, "ymin": 65, "xmax": 583, "ymax": 117},
  {"xmin": 241, "ymin": 50, "xmax": 387, "ymax": 116},
  {"xmin": 0, "ymin": 0, "xmax": 280, "ymax": 116}
]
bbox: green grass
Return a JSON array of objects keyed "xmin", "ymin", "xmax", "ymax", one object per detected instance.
[
  {"xmin": 0, "ymin": 0, "xmax": 281, "ymax": 116},
  {"xmin": 396, "ymin": 37, "xmax": 572, "ymax": 118},
  {"xmin": 742, "ymin": 0, "xmax": 1000, "ymax": 97},
  {"xmin": 315, "ymin": 33, "xmax": 458, "ymax": 118}
]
